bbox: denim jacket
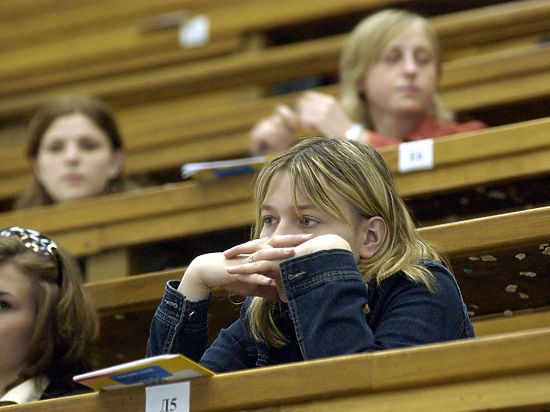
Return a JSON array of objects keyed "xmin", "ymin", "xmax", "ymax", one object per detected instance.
[{"xmin": 147, "ymin": 249, "xmax": 474, "ymax": 373}]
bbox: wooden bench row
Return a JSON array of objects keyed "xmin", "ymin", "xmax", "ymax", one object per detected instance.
[
  {"xmin": 2, "ymin": 117, "xmax": 549, "ymax": 264},
  {"xmin": 6, "ymin": 327, "xmax": 550, "ymax": 411},
  {"xmin": 1, "ymin": 0, "xmax": 408, "ymax": 49},
  {"xmin": 3, "ymin": 3, "xmax": 550, "ymax": 121},
  {"xmin": 0, "ymin": 0, "xmax": 412, "ymax": 93},
  {"xmin": 433, "ymin": 0, "xmax": 550, "ymax": 58},
  {"xmin": 87, "ymin": 266, "xmax": 550, "ymax": 334},
  {"xmin": 2, "ymin": 0, "xmax": 550, "ymax": 116},
  {"xmin": 1, "ymin": 45, "xmax": 550, "ymax": 204},
  {"xmin": 86, "ymin": 262, "xmax": 550, "ymax": 368},
  {"xmin": 6, "ymin": 0, "xmax": 548, "ymax": 53},
  {"xmin": 3, "ymin": 177, "xmax": 549, "ymax": 349},
  {"xmin": 3, "ymin": 21, "xmax": 550, "ymax": 121},
  {"xmin": 0, "ymin": 0, "xmax": 219, "ymax": 48}
]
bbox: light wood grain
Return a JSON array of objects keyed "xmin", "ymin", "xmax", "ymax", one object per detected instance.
[
  {"xmin": 3, "ymin": 24, "xmax": 549, "ymax": 121},
  {"xmin": 4, "ymin": 328, "xmax": 550, "ymax": 411},
  {"xmin": 0, "ymin": 0, "xmax": 403, "ymax": 85},
  {"xmin": 1, "ymin": 119, "xmax": 549, "ymax": 260},
  {"xmin": 1, "ymin": 45, "xmax": 549, "ymax": 203},
  {"xmin": 474, "ymin": 310, "xmax": 550, "ymax": 336},
  {"xmin": 418, "ymin": 206, "xmax": 550, "ymax": 257}
]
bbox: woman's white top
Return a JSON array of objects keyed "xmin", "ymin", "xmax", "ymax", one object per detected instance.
[{"xmin": 0, "ymin": 376, "xmax": 49, "ymax": 405}]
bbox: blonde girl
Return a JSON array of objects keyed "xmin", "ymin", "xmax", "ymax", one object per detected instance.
[
  {"xmin": 148, "ymin": 138, "xmax": 473, "ymax": 371},
  {"xmin": 250, "ymin": 9, "xmax": 484, "ymax": 156}
]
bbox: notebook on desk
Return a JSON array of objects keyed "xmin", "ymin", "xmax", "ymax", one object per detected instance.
[
  {"xmin": 181, "ymin": 156, "xmax": 266, "ymax": 181},
  {"xmin": 73, "ymin": 354, "xmax": 214, "ymax": 391}
]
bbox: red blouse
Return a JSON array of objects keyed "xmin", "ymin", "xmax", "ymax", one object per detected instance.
[{"xmin": 368, "ymin": 116, "xmax": 486, "ymax": 148}]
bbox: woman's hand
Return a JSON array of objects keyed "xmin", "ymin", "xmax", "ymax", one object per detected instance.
[
  {"xmin": 179, "ymin": 234, "xmax": 313, "ymax": 302},
  {"xmin": 295, "ymin": 91, "xmax": 355, "ymax": 138},
  {"xmin": 224, "ymin": 234, "xmax": 313, "ymax": 302},
  {"xmin": 224, "ymin": 234, "xmax": 351, "ymax": 302},
  {"xmin": 179, "ymin": 252, "xmax": 280, "ymax": 301},
  {"xmin": 250, "ymin": 105, "xmax": 299, "ymax": 156}
]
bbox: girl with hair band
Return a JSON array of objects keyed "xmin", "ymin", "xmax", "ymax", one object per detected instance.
[
  {"xmin": 14, "ymin": 95, "xmax": 135, "ymax": 210},
  {"xmin": 250, "ymin": 9, "xmax": 485, "ymax": 156},
  {"xmin": 0, "ymin": 227, "xmax": 99, "ymax": 405},
  {"xmin": 147, "ymin": 137, "xmax": 474, "ymax": 372}
]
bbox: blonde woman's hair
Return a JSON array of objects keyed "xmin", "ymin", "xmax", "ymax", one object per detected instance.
[
  {"xmin": 247, "ymin": 137, "xmax": 446, "ymax": 346},
  {"xmin": 339, "ymin": 9, "xmax": 453, "ymax": 129}
]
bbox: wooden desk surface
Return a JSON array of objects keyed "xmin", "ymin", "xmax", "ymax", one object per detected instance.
[
  {"xmin": 78, "ymin": 202, "xmax": 550, "ymax": 367},
  {"xmin": 2, "ymin": 58, "xmax": 550, "ymax": 202},
  {"xmin": 79, "ymin": 203, "xmax": 550, "ymax": 317},
  {"xmin": 5, "ymin": 327, "xmax": 550, "ymax": 411},
  {"xmin": 2, "ymin": 120, "xmax": 549, "ymax": 366},
  {"xmin": 86, "ymin": 262, "xmax": 550, "ymax": 369},
  {"xmin": 2, "ymin": 117, "xmax": 550, "ymax": 258},
  {"xmin": 3, "ymin": 0, "xmax": 549, "ymax": 97},
  {"xmin": 2, "ymin": 24, "xmax": 550, "ymax": 122}
]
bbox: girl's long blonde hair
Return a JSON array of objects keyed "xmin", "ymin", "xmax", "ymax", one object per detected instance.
[
  {"xmin": 247, "ymin": 137, "xmax": 446, "ymax": 346},
  {"xmin": 339, "ymin": 9, "xmax": 453, "ymax": 129}
]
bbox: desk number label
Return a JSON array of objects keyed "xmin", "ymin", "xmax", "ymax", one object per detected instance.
[
  {"xmin": 146, "ymin": 381, "xmax": 190, "ymax": 412},
  {"xmin": 160, "ymin": 398, "xmax": 177, "ymax": 412},
  {"xmin": 179, "ymin": 15, "xmax": 210, "ymax": 48},
  {"xmin": 398, "ymin": 139, "xmax": 434, "ymax": 173}
]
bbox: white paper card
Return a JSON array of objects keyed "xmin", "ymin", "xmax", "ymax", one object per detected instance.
[
  {"xmin": 146, "ymin": 381, "xmax": 190, "ymax": 412},
  {"xmin": 179, "ymin": 15, "xmax": 210, "ymax": 48},
  {"xmin": 398, "ymin": 139, "xmax": 434, "ymax": 173}
]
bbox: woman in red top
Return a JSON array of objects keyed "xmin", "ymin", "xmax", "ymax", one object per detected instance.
[{"xmin": 250, "ymin": 9, "xmax": 484, "ymax": 155}]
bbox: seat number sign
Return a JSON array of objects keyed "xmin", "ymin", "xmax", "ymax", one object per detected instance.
[
  {"xmin": 146, "ymin": 381, "xmax": 190, "ymax": 412},
  {"xmin": 398, "ymin": 139, "xmax": 434, "ymax": 173}
]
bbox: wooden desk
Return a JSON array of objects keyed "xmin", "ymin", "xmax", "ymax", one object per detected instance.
[
  {"xmin": 2, "ymin": 44, "xmax": 550, "ymax": 205},
  {"xmin": 3, "ymin": 0, "xmax": 550, "ymax": 98},
  {"xmin": 473, "ymin": 309, "xmax": 550, "ymax": 336},
  {"xmin": 0, "ymin": 0, "xmax": 407, "ymax": 96},
  {"xmin": 67, "ymin": 203, "xmax": 550, "ymax": 367},
  {"xmin": 0, "ymin": 0, "xmax": 218, "ymax": 49},
  {"xmin": 5, "ymin": 327, "xmax": 550, "ymax": 411},
  {"xmin": 1, "ymin": 0, "xmax": 404, "ymax": 49},
  {"xmin": 2, "ymin": 23, "xmax": 550, "ymax": 122},
  {"xmin": 433, "ymin": 0, "xmax": 550, "ymax": 56},
  {"xmin": 86, "ymin": 263, "xmax": 550, "ymax": 368},
  {"xmin": 2, "ymin": 117, "xmax": 550, "ymax": 263}
]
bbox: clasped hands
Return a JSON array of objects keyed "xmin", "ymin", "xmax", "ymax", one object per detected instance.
[{"xmin": 178, "ymin": 234, "xmax": 352, "ymax": 302}]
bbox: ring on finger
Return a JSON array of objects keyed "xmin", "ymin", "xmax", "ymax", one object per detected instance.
[{"xmin": 248, "ymin": 254, "xmax": 254, "ymax": 263}]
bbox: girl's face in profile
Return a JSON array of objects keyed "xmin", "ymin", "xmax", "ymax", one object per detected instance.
[
  {"xmin": 360, "ymin": 22, "xmax": 437, "ymax": 120},
  {"xmin": 259, "ymin": 170, "xmax": 367, "ymax": 260},
  {"xmin": 33, "ymin": 113, "xmax": 122, "ymax": 203},
  {"xmin": 0, "ymin": 263, "xmax": 36, "ymax": 388}
]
